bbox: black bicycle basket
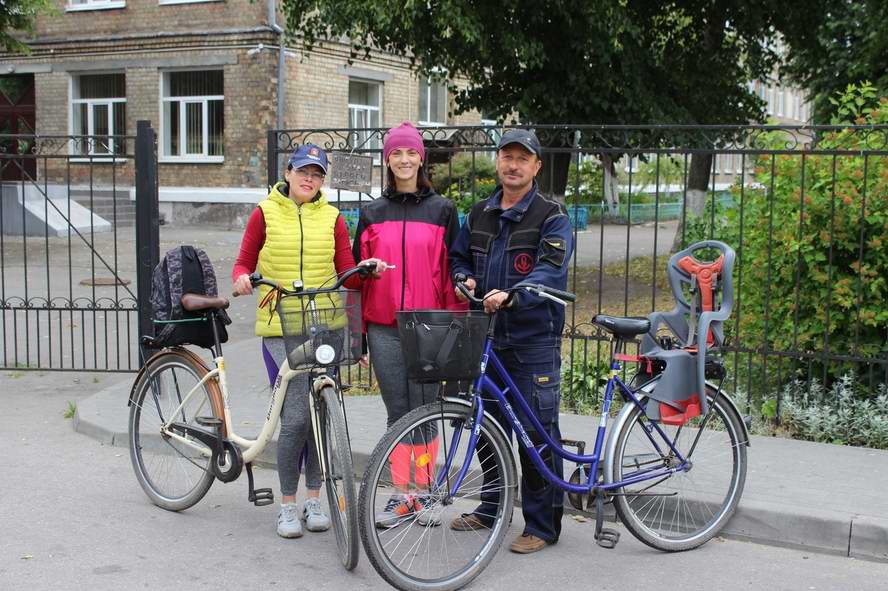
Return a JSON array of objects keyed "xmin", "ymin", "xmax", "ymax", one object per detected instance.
[
  {"xmin": 276, "ymin": 289, "xmax": 362, "ymax": 370},
  {"xmin": 397, "ymin": 310, "xmax": 491, "ymax": 383}
]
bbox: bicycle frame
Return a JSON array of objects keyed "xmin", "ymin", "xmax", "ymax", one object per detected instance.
[
  {"xmin": 440, "ymin": 337, "xmax": 692, "ymax": 497},
  {"xmin": 155, "ymin": 350, "xmax": 335, "ymax": 467}
]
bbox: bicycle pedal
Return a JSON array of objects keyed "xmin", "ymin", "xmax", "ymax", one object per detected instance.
[
  {"xmin": 595, "ymin": 527, "xmax": 620, "ymax": 549},
  {"xmin": 196, "ymin": 416, "xmax": 223, "ymax": 428},
  {"xmin": 250, "ymin": 487, "xmax": 275, "ymax": 507}
]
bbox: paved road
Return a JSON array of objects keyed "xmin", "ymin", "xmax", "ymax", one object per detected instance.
[
  {"xmin": 573, "ymin": 220, "xmax": 678, "ymax": 267},
  {"xmin": 3, "ymin": 370, "xmax": 888, "ymax": 591}
]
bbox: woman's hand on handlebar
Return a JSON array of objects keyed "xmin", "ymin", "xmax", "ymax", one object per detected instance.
[
  {"xmin": 232, "ymin": 273, "xmax": 253, "ymax": 296},
  {"xmin": 358, "ymin": 258, "xmax": 391, "ymax": 279}
]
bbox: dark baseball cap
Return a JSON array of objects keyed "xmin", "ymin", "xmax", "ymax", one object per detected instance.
[
  {"xmin": 288, "ymin": 143, "xmax": 329, "ymax": 174},
  {"xmin": 497, "ymin": 129, "xmax": 541, "ymax": 156}
]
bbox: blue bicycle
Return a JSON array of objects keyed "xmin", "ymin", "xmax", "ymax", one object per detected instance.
[{"xmin": 358, "ymin": 241, "xmax": 749, "ymax": 591}]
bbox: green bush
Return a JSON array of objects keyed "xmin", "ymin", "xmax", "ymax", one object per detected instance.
[
  {"xmin": 561, "ymin": 356, "xmax": 612, "ymax": 414},
  {"xmin": 430, "ymin": 152, "xmax": 497, "ymax": 189},
  {"xmin": 757, "ymin": 373, "xmax": 888, "ymax": 449},
  {"xmin": 565, "ymin": 159, "xmax": 605, "ymax": 205},
  {"xmin": 688, "ymin": 83, "xmax": 888, "ymax": 388}
]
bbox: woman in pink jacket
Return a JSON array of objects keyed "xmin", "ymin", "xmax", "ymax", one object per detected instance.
[{"xmin": 352, "ymin": 121, "xmax": 465, "ymax": 528}]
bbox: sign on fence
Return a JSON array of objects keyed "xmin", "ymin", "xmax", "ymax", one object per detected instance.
[{"xmin": 329, "ymin": 152, "xmax": 373, "ymax": 193}]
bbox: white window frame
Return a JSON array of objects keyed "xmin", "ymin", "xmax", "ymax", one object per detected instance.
[
  {"xmin": 159, "ymin": 0, "xmax": 220, "ymax": 4},
  {"xmin": 159, "ymin": 69, "xmax": 224, "ymax": 163},
  {"xmin": 418, "ymin": 77, "xmax": 447, "ymax": 126},
  {"xmin": 66, "ymin": 0, "xmax": 126, "ymax": 12},
  {"xmin": 69, "ymin": 73, "xmax": 126, "ymax": 160},
  {"xmin": 348, "ymin": 79, "xmax": 382, "ymax": 162}
]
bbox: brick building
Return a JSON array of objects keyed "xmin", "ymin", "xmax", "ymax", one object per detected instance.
[{"xmin": 0, "ymin": 0, "xmax": 483, "ymax": 226}]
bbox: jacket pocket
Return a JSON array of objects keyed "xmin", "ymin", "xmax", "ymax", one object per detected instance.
[
  {"xmin": 532, "ymin": 373, "xmax": 561, "ymax": 425},
  {"xmin": 540, "ymin": 237, "xmax": 567, "ymax": 268}
]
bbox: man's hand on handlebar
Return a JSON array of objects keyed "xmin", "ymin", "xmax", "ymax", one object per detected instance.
[
  {"xmin": 482, "ymin": 289, "xmax": 511, "ymax": 314},
  {"xmin": 454, "ymin": 276, "xmax": 476, "ymax": 302},
  {"xmin": 232, "ymin": 273, "xmax": 253, "ymax": 296}
]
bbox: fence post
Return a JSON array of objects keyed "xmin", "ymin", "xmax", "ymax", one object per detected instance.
[
  {"xmin": 135, "ymin": 120, "xmax": 160, "ymax": 354},
  {"xmin": 267, "ymin": 129, "xmax": 278, "ymax": 189}
]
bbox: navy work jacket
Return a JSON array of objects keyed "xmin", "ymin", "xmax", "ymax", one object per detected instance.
[{"xmin": 449, "ymin": 182, "xmax": 574, "ymax": 349}]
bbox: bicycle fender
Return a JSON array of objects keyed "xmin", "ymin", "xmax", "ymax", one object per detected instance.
[
  {"xmin": 441, "ymin": 396, "xmax": 520, "ymax": 490},
  {"xmin": 602, "ymin": 378, "xmax": 749, "ymax": 487},
  {"xmin": 128, "ymin": 347, "xmax": 227, "ymax": 437}
]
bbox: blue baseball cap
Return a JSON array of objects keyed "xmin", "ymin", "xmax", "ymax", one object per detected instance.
[
  {"xmin": 288, "ymin": 143, "xmax": 329, "ymax": 174},
  {"xmin": 497, "ymin": 128, "xmax": 541, "ymax": 156}
]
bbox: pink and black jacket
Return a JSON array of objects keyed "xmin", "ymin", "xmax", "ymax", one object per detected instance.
[{"xmin": 352, "ymin": 186, "xmax": 467, "ymax": 327}]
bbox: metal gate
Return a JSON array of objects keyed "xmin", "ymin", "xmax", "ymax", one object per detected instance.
[{"xmin": 0, "ymin": 120, "xmax": 159, "ymax": 371}]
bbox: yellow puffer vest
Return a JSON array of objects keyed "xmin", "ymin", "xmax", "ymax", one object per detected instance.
[{"xmin": 254, "ymin": 183, "xmax": 341, "ymax": 337}]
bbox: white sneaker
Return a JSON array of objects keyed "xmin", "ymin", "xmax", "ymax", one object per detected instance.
[
  {"xmin": 277, "ymin": 503, "xmax": 304, "ymax": 538},
  {"xmin": 302, "ymin": 497, "xmax": 331, "ymax": 532},
  {"xmin": 416, "ymin": 495, "xmax": 443, "ymax": 527}
]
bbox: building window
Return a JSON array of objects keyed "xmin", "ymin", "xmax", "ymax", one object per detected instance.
[
  {"xmin": 348, "ymin": 79, "xmax": 381, "ymax": 156},
  {"xmin": 71, "ymin": 73, "xmax": 126, "ymax": 156},
  {"xmin": 418, "ymin": 78, "xmax": 447, "ymax": 125},
  {"xmin": 67, "ymin": 0, "xmax": 126, "ymax": 11},
  {"xmin": 161, "ymin": 70, "xmax": 224, "ymax": 161}
]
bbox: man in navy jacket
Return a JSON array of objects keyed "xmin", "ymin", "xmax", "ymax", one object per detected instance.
[{"xmin": 449, "ymin": 129, "xmax": 574, "ymax": 554}]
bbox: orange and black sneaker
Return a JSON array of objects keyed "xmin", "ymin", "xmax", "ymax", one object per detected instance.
[{"xmin": 375, "ymin": 495, "xmax": 418, "ymax": 529}]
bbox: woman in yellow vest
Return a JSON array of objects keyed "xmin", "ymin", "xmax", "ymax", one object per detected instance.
[{"xmin": 232, "ymin": 144, "xmax": 379, "ymax": 538}]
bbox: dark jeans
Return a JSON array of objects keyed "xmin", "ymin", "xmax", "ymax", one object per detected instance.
[{"xmin": 473, "ymin": 346, "xmax": 564, "ymax": 543}]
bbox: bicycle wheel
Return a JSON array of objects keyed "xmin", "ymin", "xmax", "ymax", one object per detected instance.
[
  {"xmin": 610, "ymin": 387, "xmax": 747, "ymax": 551},
  {"xmin": 128, "ymin": 352, "xmax": 217, "ymax": 511},
  {"xmin": 359, "ymin": 401, "xmax": 516, "ymax": 591},
  {"xmin": 318, "ymin": 386, "xmax": 359, "ymax": 570}
]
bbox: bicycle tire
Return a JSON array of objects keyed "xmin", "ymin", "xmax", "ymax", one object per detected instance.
[
  {"xmin": 128, "ymin": 352, "xmax": 217, "ymax": 511},
  {"xmin": 610, "ymin": 387, "xmax": 747, "ymax": 551},
  {"xmin": 359, "ymin": 401, "xmax": 516, "ymax": 591},
  {"xmin": 319, "ymin": 386, "xmax": 360, "ymax": 570}
]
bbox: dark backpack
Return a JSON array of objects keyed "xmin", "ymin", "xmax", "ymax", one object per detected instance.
[{"xmin": 149, "ymin": 245, "xmax": 231, "ymax": 349}]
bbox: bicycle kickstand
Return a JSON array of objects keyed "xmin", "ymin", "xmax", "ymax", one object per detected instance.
[
  {"xmin": 594, "ymin": 492, "xmax": 620, "ymax": 549},
  {"xmin": 245, "ymin": 462, "xmax": 274, "ymax": 507}
]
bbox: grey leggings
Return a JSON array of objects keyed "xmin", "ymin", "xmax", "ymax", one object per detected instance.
[
  {"xmin": 262, "ymin": 337, "xmax": 321, "ymax": 495},
  {"xmin": 367, "ymin": 323, "xmax": 438, "ymax": 442}
]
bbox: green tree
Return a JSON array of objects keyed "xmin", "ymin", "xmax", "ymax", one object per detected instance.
[
  {"xmin": 0, "ymin": 0, "xmax": 52, "ymax": 54},
  {"xmin": 281, "ymin": 0, "xmax": 785, "ymax": 206},
  {"xmin": 779, "ymin": 0, "xmax": 888, "ymax": 123}
]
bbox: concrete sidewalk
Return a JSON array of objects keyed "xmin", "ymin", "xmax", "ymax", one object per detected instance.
[{"xmin": 74, "ymin": 337, "xmax": 888, "ymax": 562}]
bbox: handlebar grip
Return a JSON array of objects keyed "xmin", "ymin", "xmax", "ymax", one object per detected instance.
[
  {"xmin": 540, "ymin": 285, "xmax": 576, "ymax": 302},
  {"xmin": 357, "ymin": 261, "xmax": 377, "ymax": 278}
]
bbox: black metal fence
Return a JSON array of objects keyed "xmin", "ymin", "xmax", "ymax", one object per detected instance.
[
  {"xmin": 0, "ymin": 121, "xmax": 158, "ymax": 371},
  {"xmin": 271, "ymin": 124, "xmax": 888, "ymax": 413}
]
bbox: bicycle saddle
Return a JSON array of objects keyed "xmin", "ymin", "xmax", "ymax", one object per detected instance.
[
  {"xmin": 593, "ymin": 314, "xmax": 651, "ymax": 339},
  {"xmin": 181, "ymin": 293, "xmax": 230, "ymax": 312}
]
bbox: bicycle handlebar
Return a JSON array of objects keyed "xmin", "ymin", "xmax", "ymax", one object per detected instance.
[
  {"xmin": 233, "ymin": 262, "xmax": 376, "ymax": 298},
  {"xmin": 453, "ymin": 273, "xmax": 576, "ymax": 309}
]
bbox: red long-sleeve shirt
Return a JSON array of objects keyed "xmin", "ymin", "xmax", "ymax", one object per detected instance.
[{"xmin": 232, "ymin": 208, "xmax": 362, "ymax": 289}]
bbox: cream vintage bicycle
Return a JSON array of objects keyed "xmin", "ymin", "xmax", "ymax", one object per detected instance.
[{"xmin": 127, "ymin": 263, "xmax": 373, "ymax": 570}]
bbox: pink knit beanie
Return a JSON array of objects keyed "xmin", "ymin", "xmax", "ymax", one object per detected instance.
[{"xmin": 383, "ymin": 121, "xmax": 426, "ymax": 164}]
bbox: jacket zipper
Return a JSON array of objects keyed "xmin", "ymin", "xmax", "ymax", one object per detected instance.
[
  {"xmin": 297, "ymin": 204, "xmax": 305, "ymax": 283},
  {"xmin": 400, "ymin": 198, "xmax": 407, "ymax": 310}
]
